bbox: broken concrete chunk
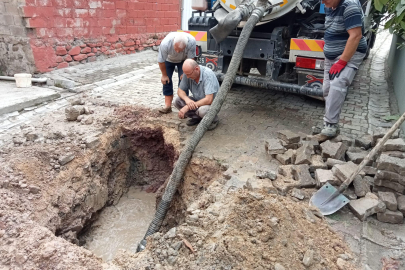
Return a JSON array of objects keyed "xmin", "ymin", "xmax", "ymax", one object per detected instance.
[
  {"xmin": 383, "ymin": 151, "xmax": 405, "ymax": 159},
  {"xmin": 332, "ymin": 161, "xmax": 363, "ymax": 183},
  {"xmin": 295, "ymin": 143, "xmax": 313, "ymax": 165},
  {"xmin": 377, "ymin": 210, "xmax": 404, "ymax": 224},
  {"xmin": 326, "ymin": 158, "xmax": 346, "ymax": 168},
  {"xmin": 244, "ymin": 178, "xmax": 278, "ymax": 194},
  {"xmin": 165, "ymin": 227, "xmax": 176, "ymax": 238},
  {"xmin": 343, "ymin": 187, "xmax": 357, "ymax": 200},
  {"xmin": 276, "ymin": 149, "xmax": 296, "ymax": 165},
  {"xmin": 65, "ymin": 106, "xmax": 81, "ymax": 121},
  {"xmin": 58, "ymin": 153, "xmax": 75, "ymax": 165},
  {"xmin": 309, "ymin": 155, "xmax": 327, "ymax": 172},
  {"xmin": 349, "ymin": 192, "xmax": 386, "ymax": 221},
  {"xmin": 363, "ymin": 176, "xmax": 374, "ymax": 187},
  {"xmin": 377, "ymin": 154, "xmax": 405, "ymax": 176},
  {"xmin": 265, "ymin": 139, "xmax": 286, "ymax": 156},
  {"xmin": 292, "ymin": 164, "xmax": 316, "ymax": 188},
  {"xmin": 375, "ymin": 170, "xmax": 405, "ymax": 186},
  {"xmin": 291, "ymin": 188, "xmax": 305, "ymax": 200},
  {"xmin": 374, "ymin": 179, "xmax": 405, "ymax": 193},
  {"xmin": 397, "ymin": 195, "xmax": 405, "ymax": 215},
  {"xmin": 277, "ymin": 130, "xmax": 300, "ymax": 144},
  {"xmin": 353, "ymin": 175, "xmax": 370, "ymax": 197},
  {"xmin": 346, "ymin": 147, "xmax": 371, "ymax": 165},
  {"xmin": 383, "ymin": 138, "xmax": 405, "ymax": 152},
  {"xmin": 363, "ymin": 166, "xmax": 377, "ymax": 176},
  {"xmin": 373, "ymin": 185, "xmax": 400, "ymax": 195},
  {"xmin": 372, "ymin": 127, "xmax": 399, "ymax": 146},
  {"xmin": 85, "ymin": 136, "xmax": 100, "ymax": 149},
  {"xmin": 355, "ymin": 135, "xmax": 372, "ymax": 150},
  {"xmin": 280, "ymin": 140, "xmax": 300, "ymax": 150},
  {"xmin": 320, "ymin": 141, "xmax": 347, "ymax": 160},
  {"xmin": 378, "ymin": 191, "xmax": 398, "ymax": 211},
  {"xmin": 315, "ymin": 169, "xmax": 340, "ymax": 186},
  {"xmin": 256, "ymin": 170, "xmax": 277, "ymax": 180}
]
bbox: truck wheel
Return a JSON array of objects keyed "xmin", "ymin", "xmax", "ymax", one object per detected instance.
[{"xmin": 364, "ymin": 32, "xmax": 375, "ymax": 60}]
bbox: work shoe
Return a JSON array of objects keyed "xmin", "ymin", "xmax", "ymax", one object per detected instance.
[
  {"xmin": 158, "ymin": 106, "xmax": 172, "ymax": 114},
  {"xmin": 207, "ymin": 119, "xmax": 219, "ymax": 131},
  {"xmin": 320, "ymin": 122, "xmax": 340, "ymax": 137},
  {"xmin": 186, "ymin": 118, "xmax": 201, "ymax": 126}
]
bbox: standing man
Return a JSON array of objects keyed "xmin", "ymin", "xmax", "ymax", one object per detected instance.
[
  {"xmin": 157, "ymin": 32, "xmax": 196, "ymax": 114},
  {"xmin": 174, "ymin": 59, "xmax": 220, "ymax": 130},
  {"xmin": 321, "ymin": 0, "xmax": 368, "ymax": 137}
]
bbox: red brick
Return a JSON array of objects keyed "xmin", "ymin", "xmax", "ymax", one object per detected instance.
[
  {"xmin": 96, "ymin": 42, "xmax": 103, "ymax": 47},
  {"xmin": 73, "ymin": 54, "xmax": 88, "ymax": 61},
  {"xmin": 55, "ymin": 8, "xmax": 73, "ymax": 17},
  {"xmin": 127, "ymin": 26, "xmax": 137, "ymax": 34},
  {"xmin": 101, "ymin": 47, "xmax": 107, "ymax": 52},
  {"xmin": 88, "ymin": 56, "xmax": 97, "ymax": 62},
  {"xmin": 138, "ymin": 46, "xmax": 144, "ymax": 51},
  {"xmin": 116, "ymin": 1, "xmax": 126, "ymax": 9},
  {"xmin": 55, "ymin": 46, "xmax": 67, "ymax": 55},
  {"xmin": 67, "ymin": 18, "xmax": 83, "ymax": 28},
  {"xmin": 73, "ymin": 27, "xmax": 88, "ymax": 37},
  {"xmin": 116, "ymin": 9, "xmax": 127, "ymax": 18},
  {"xmin": 80, "ymin": 44, "xmax": 86, "ymax": 48},
  {"xmin": 57, "ymin": 62, "xmax": 69, "ymax": 69},
  {"xmin": 146, "ymin": 25, "xmax": 155, "ymax": 33},
  {"xmin": 116, "ymin": 26, "xmax": 126, "ymax": 35},
  {"xmin": 103, "ymin": 9, "xmax": 116, "ymax": 18},
  {"xmin": 81, "ymin": 47, "xmax": 92, "ymax": 53},
  {"xmin": 87, "ymin": 52, "xmax": 95, "ymax": 57},
  {"xmin": 30, "ymin": 42, "xmax": 57, "ymax": 73},
  {"xmin": 56, "ymin": 27, "xmax": 73, "ymax": 38},
  {"xmin": 53, "ymin": 0, "xmax": 73, "ymax": 8},
  {"xmin": 103, "ymin": 42, "xmax": 110, "ymax": 46},
  {"xmin": 68, "ymin": 46, "xmax": 81, "ymax": 56},
  {"xmin": 115, "ymin": 43, "xmax": 123, "ymax": 49},
  {"xmin": 102, "ymin": 1, "xmax": 115, "ymax": 9},
  {"xmin": 116, "ymin": 48, "xmax": 123, "ymax": 53},
  {"xmin": 99, "ymin": 19, "xmax": 112, "ymax": 27},
  {"xmin": 54, "ymin": 17, "xmax": 67, "ymax": 28},
  {"xmin": 26, "ymin": 0, "xmax": 36, "ymax": 6},
  {"xmin": 64, "ymin": 54, "xmax": 73, "ymax": 61},
  {"xmin": 22, "ymin": 6, "xmax": 38, "ymax": 17},
  {"xmin": 74, "ymin": 9, "xmax": 89, "ymax": 18},
  {"xmin": 25, "ymin": 17, "xmax": 48, "ymax": 28},
  {"xmin": 73, "ymin": 0, "xmax": 88, "ymax": 8},
  {"xmin": 129, "ymin": 47, "xmax": 135, "ymax": 51},
  {"xmin": 109, "ymin": 45, "xmax": 114, "ymax": 49},
  {"xmin": 65, "ymin": 45, "xmax": 72, "ymax": 50},
  {"xmin": 106, "ymin": 36, "xmax": 118, "ymax": 43},
  {"xmin": 124, "ymin": 40, "xmax": 135, "ymax": 47},
  {"xmin": 156, "ymin": 40, "xmax": 161, "ymax": 45},
  {"xmin": 88, "ymin": 8, "xmax": 97, "ymax": 17},
  {"xmin": 37, "ymin": 0, "xmax": 53, "ymax": 7},
  {"xmin": 92, "ymin": 48, "xmax": 98, "ymax": 53},
  {"xmin": 35, "ymin": 28, "xmax": 54, "ymax": 38},
  {"xmin": 89, "ymin": 27, "xmax": 102, "ymax": 37}
]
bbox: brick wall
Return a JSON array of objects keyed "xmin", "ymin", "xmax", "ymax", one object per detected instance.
[
  {"xmin": 0, "ymin": 0, "xmax": 36, "ymax": 76},
  {"xmin": 0, "ymin": 0, "xmax": 181, "ymax": 74}
]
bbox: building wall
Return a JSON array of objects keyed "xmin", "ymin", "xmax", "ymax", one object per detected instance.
[
  {"xmin": 387, "ymin": 34, "xmax": 405, "ymax": 132},
  {"xmin": 1, "ymin": 0, "xmax": 181, "ymax": 74},
  {"xmin": 0, "ymin": 0, "xmax": 36, "ymax": 76}
]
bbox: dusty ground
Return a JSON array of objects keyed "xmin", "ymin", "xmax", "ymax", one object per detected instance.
[{"xmin": 0, "ymin": 98, "xmax": 358, "ymax": 270}]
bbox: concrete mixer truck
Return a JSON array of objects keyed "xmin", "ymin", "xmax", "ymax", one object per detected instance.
[{"xmin": 181, "ymin": 0, "xmax": 378, "ymax": 97}]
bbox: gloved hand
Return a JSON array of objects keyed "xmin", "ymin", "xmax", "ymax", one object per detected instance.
[{"xmin": 329, "ymin": 59, "xmax": 347, "ymax": 80}]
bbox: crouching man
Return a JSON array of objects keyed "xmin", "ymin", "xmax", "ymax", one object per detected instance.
[{"xmin": 174, "ymin": 59, "xmax": 219, "ymax": 131}]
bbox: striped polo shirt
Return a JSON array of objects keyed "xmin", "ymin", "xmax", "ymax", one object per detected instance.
[
  {"xmin": 323, "ymin": 0, "xmax": 368, "ymax": 60},
  {"xmin": 179, "ymin": 65, "xmax": 219, "ymax": 101}
]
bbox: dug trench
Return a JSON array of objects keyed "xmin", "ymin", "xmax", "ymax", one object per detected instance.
[{"xmin": 0, "ymin": 106, "xmax": 357, "ymax": 269}]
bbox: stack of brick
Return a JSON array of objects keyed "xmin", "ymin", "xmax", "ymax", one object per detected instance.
[{"xmin": 373, "ymin": 138, "xmax": 405, "ymax": 223}]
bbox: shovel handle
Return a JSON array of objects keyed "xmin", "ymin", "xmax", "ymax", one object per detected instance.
[{"xmin": 338, "ymin": 111, "xmax": 405, "ymax": 194}]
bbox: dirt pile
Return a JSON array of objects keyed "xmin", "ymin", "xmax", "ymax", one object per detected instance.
[{"xmin": 108, "ymin": 184, "xmax": 356, "ymax": 270}]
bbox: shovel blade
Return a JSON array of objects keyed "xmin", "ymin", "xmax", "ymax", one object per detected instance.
[{"xmin": 310, "ymin": 183, "xmax": 350, "ymax": 215}]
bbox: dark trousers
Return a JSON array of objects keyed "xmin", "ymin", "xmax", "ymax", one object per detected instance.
[{"xmin": 163, "ymin": 60, "xmax": 188, "ymax": 96}]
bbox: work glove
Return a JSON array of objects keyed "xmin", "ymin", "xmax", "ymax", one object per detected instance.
[{"xmin": 328, "ymin": 59, "xmax": 347, "ymax": 80}]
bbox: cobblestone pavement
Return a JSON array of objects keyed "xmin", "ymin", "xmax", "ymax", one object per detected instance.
[{"xmin": 0, "ymin": 29, "xmax": 402, "ymax": 269}]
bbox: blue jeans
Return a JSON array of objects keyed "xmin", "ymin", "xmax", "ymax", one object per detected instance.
[{"xmin": 162, "ymin": 61, "xmax": 188, "ymax": 96}]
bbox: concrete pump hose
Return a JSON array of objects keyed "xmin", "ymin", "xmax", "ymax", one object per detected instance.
[{"xmin": 136, "ymin": 0, "xmax": 270, "ymax": 253}]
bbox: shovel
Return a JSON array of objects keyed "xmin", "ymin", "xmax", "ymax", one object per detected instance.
[{"xmin": 310, "ymin": 111, "xmax": 405, "ymax": 215}]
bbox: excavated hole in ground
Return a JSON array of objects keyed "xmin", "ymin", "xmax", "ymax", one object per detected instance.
[{"xmin": 51, "ymin": 124, "xmax": 220, "ymax": 262}]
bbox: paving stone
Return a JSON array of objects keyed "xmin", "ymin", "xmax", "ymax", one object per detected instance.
[
  {"xmin": 375, "ymin": 170, "xmax": 405, "ymax": 185},
  {"xmin": 374, "ymin": 178, "xmax": 405, "ymax": 194},
  {"xmin": 362, "ymin": 166, "xmax": 377, "ymax": 176},
  {"xmin": 244, "ymin": 178, "xmax": 278, "ymax": 194},
  {"xmin": 275, "ymin": 149, "xmax": 295, "ymax": 165},
  {"xmin": 292, "ymin": 164, "xmax": 316, "ymax": 188},
  {"xmin": 295, "ymin": 143, "xmax": 313, "ymax": 165},
  {"xmin": 326, "ymin": 158, "xmax": 346, "ymax": 168},
  {"xmin": 346, "ymin": 147, "xmax": 371, "ymax": 165},
  {"xmin": 84, "ymin": 136, "xmax": 100, "ymax": 149},
  {"xmin": 291, "ymin": 188, "xmax": 305, "ymax": 200},
  {"xmin": 343, "ymin": 187, "xmax": 358, "ymax": 200},
  {"xmin": 372, "ymin": 127, "xmax": 400, "ymax": 146},
  {"xmin": 320, "ymin": 141, "xmax": 347, "ymax": 160},
  {"xmin": 256, "ymin": 169, "xmax": 277, "ymax": 180},
  {"xmin": 332, "ymin": 161, "xmax": 363, "ymax": 182},
  {"xmin": 377, "ymin": 154, "xmax": 405, "ymax": 176},
  {"xmin": 309, "ymin": 155, "xmax": 327, "ymax": 172},
  {"xmin": 277, "ymin": 130, "xmax": 300, "ymax": 144},
  {"xmin": 355, "ymin": 135, "xmax": 372, "ymax": 150},
  {"xmin": 363, "ymin": 175, "xmax": 374, "ymax": 187},
  {"xmin": 265, "ymin": 139, "xmax": 286, "ymax": 156},
  {"xmin": 353, "ymin": 175, "xmax": 370, "ymax": 197},
  {"xmin": 378, "ymin": 191, "xmax": 397, "ymax": 211},
  {"xmin": 397, "ymin": 195, "xmax": 405, "ymax": 215},
  {"xmin": 373, "ymin": 185, "xmax": 400, "ymax": 195},
  {"xmin": 383, "ymin": 151, "xmax": 405, "ymax": 159},
  {"xmin": 348, "ymin": 192, "xmax": 386, "ymax": 221},
  {"xmin": 315, "ymin": 169, "xmax": 340, "ymax": 186},
  {"xmin": 280, "ymin": 140, "xmax": 300, "ymax": 150},
  {"xmin": 383, "ymin": 138, "xmax": 405, "ymax": 152},
  {"xmin": 377, "ymin": 210, "xmax": 404, "ymax": 224},
  {"xmin": 331, "ymin": 134, "xmax": 353, "ymax": 147}
]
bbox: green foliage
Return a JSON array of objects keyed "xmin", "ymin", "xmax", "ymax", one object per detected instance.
[{"xmin": 373, "ymin": 0, "xmax": 405, "ymax": 48}]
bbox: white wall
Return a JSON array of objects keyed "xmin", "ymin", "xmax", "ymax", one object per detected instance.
[{"xmin": 182, "ymin": 0, "xmax": 193, "ymax": 30}]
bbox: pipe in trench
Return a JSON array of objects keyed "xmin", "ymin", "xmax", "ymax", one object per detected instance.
[
  {"xmin": 0, "ymin": 76, "xmax": 47, "ymax": 83},
  {"xmin": 215, "ymin": 73, "xmax": 324, "ymax": 97},
  {"xmin": 136, "ymin": 0, "xmax": 273, "ymax": 252}
]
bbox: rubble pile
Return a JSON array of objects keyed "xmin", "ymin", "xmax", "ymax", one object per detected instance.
[{"xmin": 264, "ymin": 129, "xmax": 405, "ymax": 224}]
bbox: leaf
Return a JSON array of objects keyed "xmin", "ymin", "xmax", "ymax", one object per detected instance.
[
  {"xmin": 182, "ymin": 238, "xmax": 195, "ymax": 253},
  {"xmin": 383, "ymin": 115, "xmax": 400, "ymax": 121},
  {"xmin": 401, "ymin": 21, "xmax": 405, "ymax": 29},
  {"xmin": 397, "ymin": 4, "xmax": 405, "ymax": 16},
  {"xmin": 385, "ymin": 17, "xmax": 396, "ymax": 29},
  {"xmin": 381, "ymin": 0, "xmax": 389, "ymax": 5},
  {"xmin": 374, "ymin": 0, "xmax": 384, "ymax": 11}
]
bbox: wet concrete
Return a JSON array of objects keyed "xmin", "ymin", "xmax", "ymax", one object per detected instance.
[{"xmin": 82, "ymin": 187, "xmax": 156, "ymax": 262}]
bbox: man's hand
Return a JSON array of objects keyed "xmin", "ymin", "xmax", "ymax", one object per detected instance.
[
  {"xmin": 329, "ymin": 59, "xmax": 347, "ymax": 80},
  {"xmin": 180, "ymin": 74, "xmax": 183, "ymax": 80},
  {"xmin": 178, "ymin": 105, "xmax": 189, "ymax": 119},
  {"xmin": 161, "ymin": 75, "xmax": 170, "ymax": 85},
  {"xmin": 185, "ymin": 99, "xmax": 198, "ymax": 110}
]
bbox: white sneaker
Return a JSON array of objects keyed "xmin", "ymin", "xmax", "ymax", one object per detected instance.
[{"xmin": 321, "ymin": 122, "xmax": 340, "ymax": 137}]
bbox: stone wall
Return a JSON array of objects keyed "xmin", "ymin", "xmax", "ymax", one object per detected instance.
[
  {"xmin": 0, "ymin": 0, "xmax": 36, "ymax": 76},
  {"xmin": 387, "ymin": 34, "xmax": 405, "ymax": 132},
  {"xmin": 0, "ymin": 0, "xmax": 181, "ymax": 75}
]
